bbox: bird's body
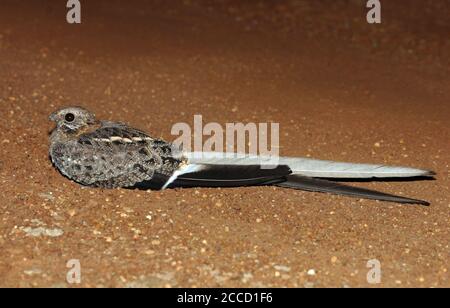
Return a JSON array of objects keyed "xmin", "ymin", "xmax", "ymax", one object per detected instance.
[
  {"xmin": 49, "ymin": 107, "xmax": 434, "ymax": 205},
  {"xmin": 49, "ymin": 110, "xmax": 184, "ymax": 188}
]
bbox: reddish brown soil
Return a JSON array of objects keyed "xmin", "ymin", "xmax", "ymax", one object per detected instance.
[{"xmin": 0, "ymin": 1, "xmax": 448, "ymax": 287}]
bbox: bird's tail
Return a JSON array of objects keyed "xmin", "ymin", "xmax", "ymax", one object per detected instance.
[
  {"xmin": 276, "ymin": 175, "xmax": 430, "ymax": 205},
  {"xmin": 180, "ymin": 152, "xmax": 434, "ymax": 205},
  {"xmin": 186, "ymin": 152, "xmax": 435, "ymax": 179}
]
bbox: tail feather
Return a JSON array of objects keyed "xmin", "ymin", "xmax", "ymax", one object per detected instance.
[
  {"xmin": 133, "ymin": 152, "xmax": 433, "ymax": 205},
  {"xmin": 276, "ymin": 175, "xmax": 429, "ymax": 205}
]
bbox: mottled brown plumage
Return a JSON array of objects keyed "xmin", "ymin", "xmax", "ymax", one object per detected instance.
[{"xmin": 49, "ymin": 107, "xmax": 184, "ymax": 188}]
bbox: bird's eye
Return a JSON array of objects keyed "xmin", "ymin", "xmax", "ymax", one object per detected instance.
[{"xmin": 65, "ymin": 113, "xmax": 75, "ymax": 122}]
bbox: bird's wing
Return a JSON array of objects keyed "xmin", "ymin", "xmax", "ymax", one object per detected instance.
[
  {"xmin": 186, "ymin": 152, "xmax": 434, "ymax": 179},
  {"xmin": 172, "ymin": 164, "xmax": 291, "ymax": 188},
  {"xmin": 132, "ymin": 164, "xmax": 291, "ymax": 190},
  {"xmin": 75, "ymin": 125, "xmax": 171, "ymax": 187}
]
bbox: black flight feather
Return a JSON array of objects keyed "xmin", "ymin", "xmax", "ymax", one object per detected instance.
[
  {"xmin": 275, "ymin": 175, "xmax": 429, "ymax": 206},
  {"xmin": 174, "ymin": 164, "xmax": 291, "ymax": 187}
]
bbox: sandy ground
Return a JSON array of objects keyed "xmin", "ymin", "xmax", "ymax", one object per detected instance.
[{"xmin": 0, "ymin": 0, "xmax": 449, "ymax": 287}]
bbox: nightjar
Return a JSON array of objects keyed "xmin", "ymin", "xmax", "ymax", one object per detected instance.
[
  {"xmin": 48, "ymin": 106, "xmax": 432, "ymax": 205},
  {"xmin": 49, "ymin": 107, "xmax": 184, "ymax": 189}
]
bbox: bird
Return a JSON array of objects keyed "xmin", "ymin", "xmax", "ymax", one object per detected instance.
[{"xmin": 49, "ymin": 106, "xmax": 435, "ymax": 205}]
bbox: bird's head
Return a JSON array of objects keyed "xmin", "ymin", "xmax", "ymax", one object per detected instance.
[{"xmin": 49, "ymin": 107, "xmax": 97, "ymax": 133}]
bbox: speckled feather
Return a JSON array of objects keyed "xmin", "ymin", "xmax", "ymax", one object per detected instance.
[{"xmin": 49, "ymin": 107, "xmax": 184, "ymax": 188}]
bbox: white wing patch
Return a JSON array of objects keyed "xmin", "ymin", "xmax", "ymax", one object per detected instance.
[
  {"xmin": 161, "ymin": 164, "xmax": 205, "ymax": 190},
  {"xmin": 93, "ymin": 136, "xmax": 153, "ymax": 143}
]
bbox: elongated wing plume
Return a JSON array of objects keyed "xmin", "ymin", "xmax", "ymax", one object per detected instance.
[
  {"xmin": 276, "ymin": 175, "xmax": 430, "ymax": 205},
  {"xmin": 186, "ymin": 152, "xmax": 434, "ymax": 179}
]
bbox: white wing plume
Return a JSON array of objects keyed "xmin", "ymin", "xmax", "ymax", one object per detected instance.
[{"xmin": 186, "ymin": 152, "xmax": 434, "ymax": 179}]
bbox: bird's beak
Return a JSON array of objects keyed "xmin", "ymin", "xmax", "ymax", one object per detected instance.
[{"xmin": 49, "ymin": 112, "xmax": 57, "ymax": 122}]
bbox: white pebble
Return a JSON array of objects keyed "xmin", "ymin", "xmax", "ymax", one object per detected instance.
[{"xmin": 307, "ymin": 269, "xmax": 316, "ymax": 276}]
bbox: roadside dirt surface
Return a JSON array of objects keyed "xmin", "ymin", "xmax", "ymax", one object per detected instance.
[{"xmin": 0, "ymin": 1, "xmax": 449, "ymax": 287}]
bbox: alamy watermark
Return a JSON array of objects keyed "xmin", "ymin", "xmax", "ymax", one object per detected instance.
[
  {"xmin": 366, "ymin": 259, "xmax": 382, "ymax": 284},
  {"xmin": 366, "ymin": 0, "xmax": 381, "ymax": 24},
  {"xmin": 66, "ymin": 0, "xmax": 81, "ymax": 24},
  {"xmin": 66, "ymin": 1, "xmax": 381, "ymax": 25},
  {"xmin": 170, "ymin": 115, "xmax": 280, "ymax": 167},
  {"xmin": 66, "ymin": 259, "xmax": 81, "ymax": 284}
]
